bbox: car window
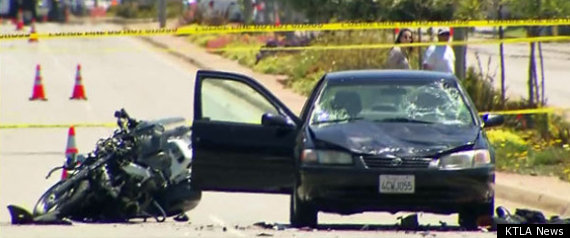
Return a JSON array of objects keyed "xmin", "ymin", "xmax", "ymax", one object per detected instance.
[
  {"xmin": 201, "ymin": 78, "xmax": 278, "ymax": 125},
  {"xmin": 309, "ymin": 79, "xmax": 474, "ymax": 126}
]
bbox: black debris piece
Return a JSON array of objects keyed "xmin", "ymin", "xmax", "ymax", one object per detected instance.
[
  {"xmin": 492, "ymin": 206, "xmax": 570, "ymax": 231},
  {"xmin": 398, "ymin": 214, "xmax": 419, "ymax": 230},
  {"xmin": 256, "ymin": 233, "xmax": 274, "ymax": 237},
  {"xmin": 173, "ymin": 213, "xmax": 189, "ymax": 222},
  {"xmin": 7, "ymin": 205, "xmax": 72, "ymax": 225}
]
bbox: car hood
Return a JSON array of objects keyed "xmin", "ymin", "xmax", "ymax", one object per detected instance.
[{"xmin": 310, "ymin": 121, "xmax": 479, "ymax": 157}]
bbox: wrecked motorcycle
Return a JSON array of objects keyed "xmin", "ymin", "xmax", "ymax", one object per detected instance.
[{"xmin": 8, "ymin": 109, "xmax": 201, "ymax": 224}]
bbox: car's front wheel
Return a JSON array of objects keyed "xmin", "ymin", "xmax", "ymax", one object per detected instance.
[
  {"xmin": 289, "ymin": 187, "xmax": 318, "ymax": 228},
  {"xmin": 458, "ymin": 201, "xmax": 494, "ymax": 230}
]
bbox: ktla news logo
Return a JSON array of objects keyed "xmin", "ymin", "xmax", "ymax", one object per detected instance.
[{"xmin": 497, "ymin": 224, "xmax": 569, "ymax": 238}]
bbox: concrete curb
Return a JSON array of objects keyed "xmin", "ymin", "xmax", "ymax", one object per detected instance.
[
  {"xmin": 496, "ymin": 183, "xmax": 570, "ymax": 216},
  {"xmin": 113, "ymin": 20, "xmax": 570, "ymax": 217},
  {"xmin": 135, "ymin": 36, "xmax": 210, "ymax": 70}
]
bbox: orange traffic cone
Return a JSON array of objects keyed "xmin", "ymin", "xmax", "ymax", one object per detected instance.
[
  {"xmin": 29, "ymin": 64, "xmax": 47, "ymax": 101},
  {"xmin": 70, "ymin": 64, "xmax": 87, "ymax": 100},
  {"xmin": 16, "ymin": 9, "xmax": 23, "ymax": 31},
  {"xmin": 61, "ymin": 126, "xmax": 78, "ymax": 180},
  {"xmin": 28, "ymin": 19, "xmax": 38, "ymax": 43}
]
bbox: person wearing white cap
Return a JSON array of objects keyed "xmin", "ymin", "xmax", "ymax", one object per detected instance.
[{"xmin": 423, "ymin": 28, "xmax": 455, "ymax": 74}]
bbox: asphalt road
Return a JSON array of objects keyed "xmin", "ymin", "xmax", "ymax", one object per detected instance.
[{"xmin": 0, "ymin": 22, "xmax": 555, "ymax": 238}]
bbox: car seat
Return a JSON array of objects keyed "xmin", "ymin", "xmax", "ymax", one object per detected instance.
[{"xmin": 332, "ymin": 91, "xmax": 362, "ymax": 117}]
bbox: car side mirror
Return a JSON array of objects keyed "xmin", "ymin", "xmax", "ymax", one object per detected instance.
[
  {"xmin": 481, "ymin": 114, "xmax": 504, "ymax": 128},
  {"xmin": 262, "ymin": 113, "xmax": 293, "ymax": 127}
]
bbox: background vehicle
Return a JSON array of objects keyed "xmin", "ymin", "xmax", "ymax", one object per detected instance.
[
  {"xmin": 10, "ymin": 109, "xmax": 201, "ymax": 224},
  {"xmin": 195, "ymin": 0, "xmax": 243, "ymax": 24},
  {"xmin": 190, "ymin": 69, "xmax": 504, "ymax": 230}
]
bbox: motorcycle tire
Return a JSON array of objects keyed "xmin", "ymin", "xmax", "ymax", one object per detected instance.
[{"xmin": 33, "ymin": 180, "xmax": 90, "ymax": 217}]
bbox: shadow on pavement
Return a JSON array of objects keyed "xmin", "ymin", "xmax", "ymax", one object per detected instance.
[{"xmin": 253, "ymin": 222, "xmax": 485, "ymax": 232}]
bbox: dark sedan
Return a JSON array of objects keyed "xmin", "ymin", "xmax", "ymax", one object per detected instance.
[{"xmin": 190, "ymin": 69, "xmax": 504, "ymax": 229}]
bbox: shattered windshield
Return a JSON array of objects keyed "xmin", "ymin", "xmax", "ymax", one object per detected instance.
[{"xmin": 309, "ymin": 79, "xmax": 475, "ymax": 126}]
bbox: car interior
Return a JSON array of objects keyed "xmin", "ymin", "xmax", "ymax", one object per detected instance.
[{"xmin": 318, "ymin": 84, "xmax": 471, "ymax": 124}]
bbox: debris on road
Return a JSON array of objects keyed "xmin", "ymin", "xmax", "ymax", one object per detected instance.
[
  {"xmin": 492, "ymin": 206, "xmax": 570, "ymax": 229},
  {"xmin": 173, "ymin": 213, "xmax": 189, "ymax": 222},
  {"xmin": 256, "ymin": 233, "xmax": 274, "ymax": 237},
  {"xmin": 398, "ymin": 214, "xmax": 419, "ymax": 230},
  {"xmin": 7, "ymin": 205, "xmax": 72, "ymax": 225}
]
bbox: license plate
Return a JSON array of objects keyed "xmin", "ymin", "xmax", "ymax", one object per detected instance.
[{"xmin": 379, "ymin": 175, "xmax": 415, "ymax": 194}]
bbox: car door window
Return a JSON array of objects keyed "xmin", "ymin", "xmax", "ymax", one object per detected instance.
[{"xmin": 200, "ymin": 78, "xmax": 279, "ymax": 125}]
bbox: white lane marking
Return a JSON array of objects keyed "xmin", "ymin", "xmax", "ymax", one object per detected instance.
[{"xmin": 208, "ymin": 214, "xmax": 246, "ymax": 237}]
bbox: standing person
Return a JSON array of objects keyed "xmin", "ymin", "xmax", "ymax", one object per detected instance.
[
  {"xmin": 385, "ymin": 28, "xmax": 414, "ymax": 69},
  {"xmin": 423, "ymin": 28, "xmax": 455, "ymax": 74}
]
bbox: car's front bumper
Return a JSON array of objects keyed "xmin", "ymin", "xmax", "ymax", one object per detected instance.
[{"xmin": 298, "ymin": 166, "xmax": 494, "ymax": 215}]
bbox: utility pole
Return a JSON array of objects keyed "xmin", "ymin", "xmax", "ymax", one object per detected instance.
[
  {"xmin": 243, "ymin": 0, "xmax": 253, "ymax": 24},
  {"xmin": 498, "ymin": 4, "xmax": 506, "ymax": 105},
  {"xmin": 453, "ymin": 27, "xmax": 467, "ymax": 80},
  {"xmin": 158, "ymin": 0, "xmax": 166, "ymax": 28}
]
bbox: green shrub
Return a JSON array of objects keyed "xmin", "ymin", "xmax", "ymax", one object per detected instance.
[
  {"xmin": 220, "ymin": 42, "xmax": 262, "ymax": 67},
  {"xmin": 530, "ymin": 147, "xmax": 569, "ymax": 166},
  {"xmin": 291, "ymin": 70, "xmax": 325, "ymax": 96},
  {"xmin": 281, "ymin": 30, "xmax": 397, "ymax": 95},
  {"xmin": 253, "ymin": 54, "xmax": 295, "ymax": 75},
  {"xmin": 486, "ymin": 129, "xmax": 529, "ymax": 170}
]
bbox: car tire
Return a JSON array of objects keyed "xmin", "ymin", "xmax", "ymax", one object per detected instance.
[
  {"xmin": 458, "ymin": 201, "xmax": 494, "ymax": 230},
  {"xmin": 289, "ymin": 186, "xmax": 317, "ymax": 228}
]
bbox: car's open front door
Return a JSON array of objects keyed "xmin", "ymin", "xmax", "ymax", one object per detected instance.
[{"xmin": 191, "ymin": 70, "xmax": 301, "ymax": 194}]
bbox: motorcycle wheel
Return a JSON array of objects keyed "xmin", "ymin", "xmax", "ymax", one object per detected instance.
[{"xmin": 33, "ymin": 180, "xmax": 90, "ymax": 217}]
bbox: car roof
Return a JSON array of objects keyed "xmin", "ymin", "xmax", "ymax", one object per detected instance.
[{"xmin": 324, "ymin": 70, "xmax": 457, "ymax": 83}]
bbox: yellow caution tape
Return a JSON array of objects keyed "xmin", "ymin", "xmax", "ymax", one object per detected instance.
[
  {"xmin": 1, "ymin": 108, "xmax": 567, "ymax": 129},
  {"xmin": 0, "ymin": 123, "xmax": 117, "ymax": 129},
  {"xmin": 176, "ymin": 19, "xmax": 570, "ymax": 34},
  {"xmin": 207, "ymin": 35, "xmax": 570, "ymax": 52},
  {"xmin": 478, "ymin": 107, "xmax": 570, "ymax": 116},
  {"xmin": 1, "ymin": 18, "xmax": 570, "ymax": 41},
  {"xmin": 0, "ymin": 121, "xmax": 194, "ymax": 129},
  {"xmin": 0, "ymin": 28, "xmax": 178, "ymax": 41},
  {"xmin": 2, "ymin": 35, "xmax": 570, "ymax": 54}
]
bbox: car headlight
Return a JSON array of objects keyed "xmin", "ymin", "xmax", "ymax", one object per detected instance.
[
  {"xmin": 301, "ymin": 149, "xmax": 353, "ymax": 165},
  {"xmin": 439, "ymin": 149, "xmax": 491, "ymax": 169}
]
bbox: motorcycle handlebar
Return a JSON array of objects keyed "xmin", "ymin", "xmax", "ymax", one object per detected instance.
[{"xmin": 114, "ymin": 108, "xmax": 138, "ymax": 131}]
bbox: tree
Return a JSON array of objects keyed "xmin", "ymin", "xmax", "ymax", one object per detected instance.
[
  {"xmin": 505, "ymin": 0, "xmax": 570, "ymax": 107},
  {"xmin": 450, "ymin": 0, "xmax": 493, "ymax": 81}
]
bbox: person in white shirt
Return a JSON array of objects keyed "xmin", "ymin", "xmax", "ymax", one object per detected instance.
[{"xmin": 423, "ymin": 28, "xmax": 455, "ymax": 74}]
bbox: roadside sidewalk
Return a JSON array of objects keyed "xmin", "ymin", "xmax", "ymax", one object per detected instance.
[{"xmin": 117, "ymin": 20, "xmax": 570, "ymax": 217}]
